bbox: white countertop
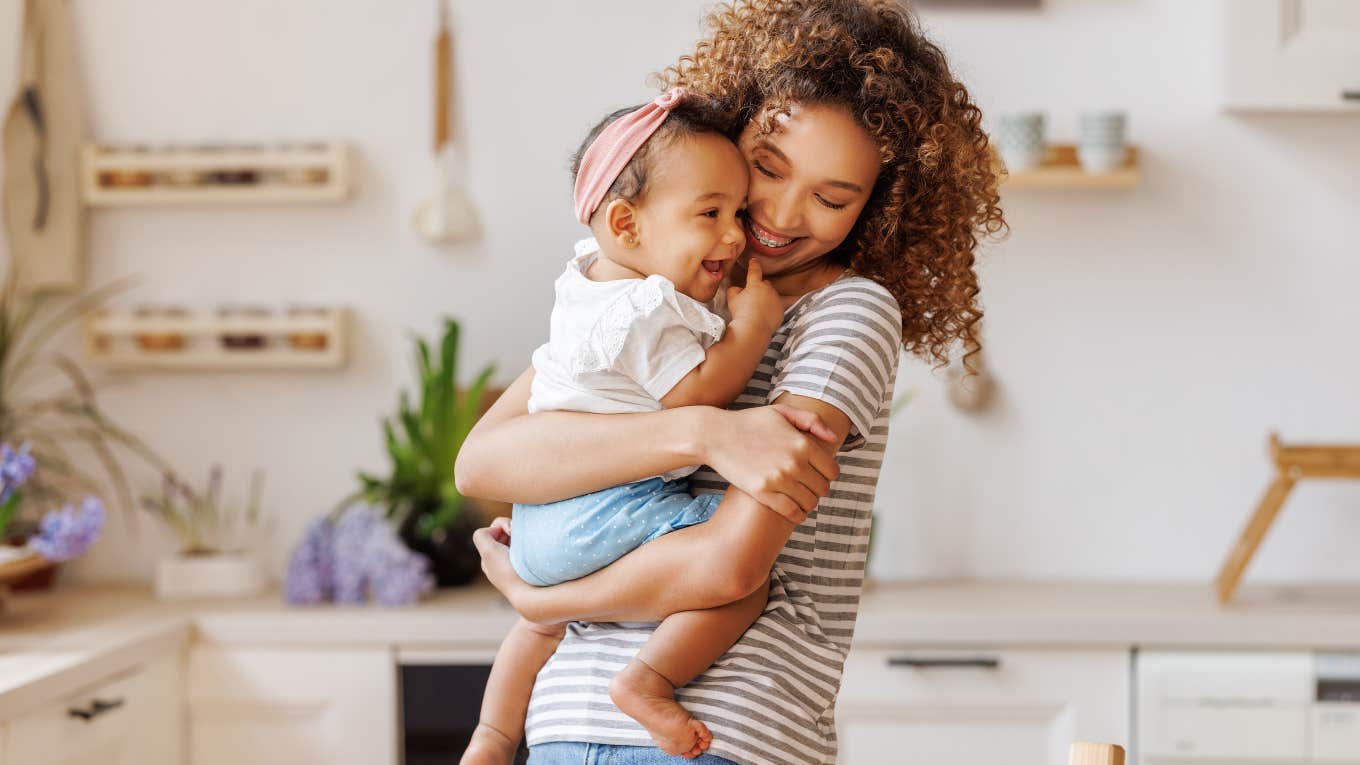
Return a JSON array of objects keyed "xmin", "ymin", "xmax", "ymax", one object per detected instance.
[{"xmin": 3, "ymin": 578, "xmax": 1359, "ymax": 717}]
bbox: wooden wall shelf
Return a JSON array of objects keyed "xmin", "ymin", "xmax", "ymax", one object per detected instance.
[
  {"xmin": 84, "ymin": 306, "xmax": 349, "ymax": 371},
  {"xmin": 1001, "ymin": 144, "xmax": 1140, "ymax": 190},
  {"xmin": 81, "ymin": 143, "xmax": 352, "ymax": 205}
]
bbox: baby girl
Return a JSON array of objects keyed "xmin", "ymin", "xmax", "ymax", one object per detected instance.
[{"xmin": 463, "ymin": 89, "xmax": 783, "ymax": 763}]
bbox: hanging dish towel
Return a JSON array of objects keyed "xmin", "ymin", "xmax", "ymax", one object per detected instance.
[{"xmin": 2, "ymin": 0, "xmax": 86, "ymax": 293}]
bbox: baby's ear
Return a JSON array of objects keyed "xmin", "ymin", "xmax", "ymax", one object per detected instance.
[{"xmin": 603, "ymin": 199, "xmax": 641, "ymax": 248}]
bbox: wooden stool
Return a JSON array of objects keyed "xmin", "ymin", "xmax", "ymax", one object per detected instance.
[
  {"xmin": 1215, "ymin": 432, "xmax": 1360, "ymax": 603},
  {"xmin": 1070, "ymin": 742, "xmax": 1125, "ymax": 765}
]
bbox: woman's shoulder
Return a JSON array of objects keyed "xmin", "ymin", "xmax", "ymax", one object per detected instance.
[{"xmin": 790, "ymin": 275, "xmax": 902, "ymax": 342}]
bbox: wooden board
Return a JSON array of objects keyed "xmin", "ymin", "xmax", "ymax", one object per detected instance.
[
  {"xmin": 81, "ymin": 143, "xmax": 351, "ymax": 206},
  {"xmin": 1002, "ymin": 144, "xmax": 1140, "ymax": 190},
  {"xmin": 84, "ymin": 306, "xmax": 349, "ymax": 371}
]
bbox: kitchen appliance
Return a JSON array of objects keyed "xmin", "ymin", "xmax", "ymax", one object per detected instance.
[{"xmin": 1138, "ymin": 650, "xmax": 1360, "ymax": 764}]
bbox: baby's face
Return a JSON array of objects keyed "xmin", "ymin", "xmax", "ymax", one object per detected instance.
[{"xmin": 631, "ymin": 133, "xmax": 749, "ymax": 303}]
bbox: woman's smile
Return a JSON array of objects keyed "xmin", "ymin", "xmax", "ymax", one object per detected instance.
[{"xmin": 743, "ymin": 217, "xmax": 804, "ymax": 256}]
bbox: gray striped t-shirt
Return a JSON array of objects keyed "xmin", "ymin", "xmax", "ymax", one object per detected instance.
[{"xmin": 524, "ymin": 276, "xmax": 903, "ymax": 765}]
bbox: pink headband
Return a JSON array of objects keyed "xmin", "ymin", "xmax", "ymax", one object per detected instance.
[{"xmin": 573, "ymin": 87, "xmax": 689, "ymax": 225}]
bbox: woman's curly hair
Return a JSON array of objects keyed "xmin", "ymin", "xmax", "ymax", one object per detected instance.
[{"xmin": 658, "ymin": 0, "xmax": 1005, "ymax": 368}]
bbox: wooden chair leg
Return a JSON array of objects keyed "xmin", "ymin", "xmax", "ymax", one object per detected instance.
[
  {"xmin": 1070, "ymin": 742, "xmax": 1125, "ymax": 765},
  {"xmin": 1215, "ymin": 473, "xmax": 1296, "ymax": 604}
]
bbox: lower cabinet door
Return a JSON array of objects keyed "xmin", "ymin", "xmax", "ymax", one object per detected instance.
[
  {"xmin": 836, "ymin": 647, "xmax": 1130, "ymax": 765},
  {"xmin": 187, "ymin": 647, "xmax": 395, "ymax": 765},
  {"xmin": 4, "ymin": 654, "xmax": 182, "ymax": 765}
]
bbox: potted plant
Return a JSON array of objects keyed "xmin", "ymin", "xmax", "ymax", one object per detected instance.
[
  {"xmin": 141, "ymin": 465, "xmax": 272, "ymax": 599},
  {"xmin": 0, "ymin": 440, "xmax": 106, "ymax": 607},
  {"xmin": 356, "ymin": 318, "xmax": 493, "ymax": 587},
  {"xmin": 0, "ymin": 271, "xmax": 173, "ymax": 587}
]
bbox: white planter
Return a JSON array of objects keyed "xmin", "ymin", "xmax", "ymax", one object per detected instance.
[{"xmin": 155, "ymin": 552, "xmax": 266, "ymax": 600}]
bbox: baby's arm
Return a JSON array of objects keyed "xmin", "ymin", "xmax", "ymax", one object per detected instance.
[{"xmin": 660, "ymin": 260, "xmax": 783, "ymax": 409}]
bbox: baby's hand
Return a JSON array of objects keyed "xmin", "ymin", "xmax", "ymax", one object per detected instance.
[{"xmin": 726, "ymin": 259, "xmax": 783, "ymax": 335}]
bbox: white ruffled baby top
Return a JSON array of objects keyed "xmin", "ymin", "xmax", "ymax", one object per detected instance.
[{"xmin": 528, "ymin": 239, "xmax": 727, "ymax": 478}]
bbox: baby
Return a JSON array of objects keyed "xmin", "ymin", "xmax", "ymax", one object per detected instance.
[{"xmin": 463, "ymin": 89, "xmax": 784, "ymax": 763}]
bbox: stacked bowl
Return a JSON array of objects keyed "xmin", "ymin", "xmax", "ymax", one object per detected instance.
[
  {"xmin": 1078, "ymin": 111, "xmax": 1128, "ymax": 173},
  {"xmin": 996, "ymin": 112, "xmax": 1046, "ymax": 174}
]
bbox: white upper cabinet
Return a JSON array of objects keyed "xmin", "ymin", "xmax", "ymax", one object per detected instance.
[{"xmin": 1222, "ymin": 0, "xmax": 1360, "ymax": 111}]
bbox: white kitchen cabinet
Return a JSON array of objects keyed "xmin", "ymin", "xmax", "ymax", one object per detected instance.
[
  {"xmin": 186, "ymin": 646, "xmax": 396, "ymax": 765},
  {"xmin": 836, "ymin": 647, "xmax": 1129, "ymax": 765},
  {"xmin": 1, "ymin": 653, "xmax": 182, "ymax": 765},
  {"xmin": 1222, "ymin": 0, "xmax": 1360, "ymax": 111}
]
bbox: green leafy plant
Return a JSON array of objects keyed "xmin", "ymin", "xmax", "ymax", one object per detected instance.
[
  {"xmin": 0, "ymin": 272, "xmax": 171, "ymax": 539},
  {"xmin": 357, "ymin": 318, "xmax": 493, "ymax": 540},
  {"xmin": 141, "ymin": 465, "xmax": 269, "ymax": 555}
]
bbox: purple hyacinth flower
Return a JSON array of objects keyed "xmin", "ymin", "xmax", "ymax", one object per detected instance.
[
  {"xmin": 0, "ymin": 442, "xmax": 37, "ymax": 502},
  {"xmin": 331, "ymin": 504, "xmax": 433, "ymax": 607},
  {"xmin": 29, "ymin": 496, "xmax": 105, "ymax": 562},
  {"xmin": 283, "ymin": 515, "xmax": 336, "ymax": 605},
  {"xmin": 331, "ymin": 505, "xmax": 384, "ymax": 604}
]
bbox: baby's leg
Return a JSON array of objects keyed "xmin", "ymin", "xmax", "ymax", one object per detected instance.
[
  {"xmin": 609, "ymin": 584, "xmax": 769, "ymax": 759},
  {"xmin": 479, "ymin": 488, "xmax": 794, "ymax": 625},
  {"xmin": 461, "ymin": 618, "xmax": 565, "ymax": 765}
]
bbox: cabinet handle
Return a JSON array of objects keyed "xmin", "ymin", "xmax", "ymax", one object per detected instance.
[
  {"xmin": 1343, "ymin": 90, "xmax": 1360, "ymax": 101},
  {"xmin": 67, "ymin": 696, "xmax": 126, "ymax": 721},
  {"xmin": 887, "ymin": 655, "xmax": 1001, "ymax": 669}
]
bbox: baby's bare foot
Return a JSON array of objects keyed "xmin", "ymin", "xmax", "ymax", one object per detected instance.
[
  {"xmin": 459, "ymin": 723, "xmax": 517, "ymax": 765},
  {"xmin": 610, "ymin": 659, "xmax": 712, "ymax": 759}
]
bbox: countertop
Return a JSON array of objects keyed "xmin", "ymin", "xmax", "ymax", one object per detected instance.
[{"xmin": 3, "ymin": 578, "xmax": 1359, "ymax": 717}]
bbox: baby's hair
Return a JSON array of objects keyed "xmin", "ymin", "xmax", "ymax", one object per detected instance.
[{"xmin": 570, "ymin": 96, "xmax": 732, "ymax": 224}]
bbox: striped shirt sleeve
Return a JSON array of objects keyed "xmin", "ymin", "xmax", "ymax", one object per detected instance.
[{"xmin": 770, "ymin": 280, "xmax": 902, "ymax": 451}]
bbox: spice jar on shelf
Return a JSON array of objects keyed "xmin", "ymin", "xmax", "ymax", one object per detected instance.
[
  {"xmin": 88, "ymin": 309, "xmax": 113, "ymax": 352},
  {"xmin": 160, "ymin": 168, "xmax": 206, "ymax": 187},
  {"xmin": 133, "ymin": 305, "xmax": 190, "ymax": 351},
  {"xmin": 98, "ymin": 169, "xmax": 156, "ymax": 189},
  {"xmin": 205, "ymin": 169, "xmax": 260, "ymax": 185},
  {"xmin": 217, "ymin": 305, "xmax": 272, "ymax": 350},
  {"xmin": 278, "ymin": 167, "xmax": 329, "ymax": 186},
  {"xmin": 285, "ymin": 306, "xmax": 331, "ymax": 351}
]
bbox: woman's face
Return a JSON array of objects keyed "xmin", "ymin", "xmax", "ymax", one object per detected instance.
[{"xmin": 737, "ymin": 102, "xmax": 881, "ymax": 279}]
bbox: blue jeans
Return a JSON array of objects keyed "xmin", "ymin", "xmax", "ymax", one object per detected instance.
[{"xmin": 528, "ymin": 742, "xmax": 737, "ymax": 764}]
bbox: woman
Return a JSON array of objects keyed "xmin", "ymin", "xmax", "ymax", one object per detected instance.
[{"xmin": 458, "ymin": 1, "xmax": 1004, "ymax": 763}]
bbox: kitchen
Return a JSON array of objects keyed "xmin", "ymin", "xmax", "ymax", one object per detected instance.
[{"xmin": 0, "ymin": 1, "xmax": 1357, "ymax": 764}]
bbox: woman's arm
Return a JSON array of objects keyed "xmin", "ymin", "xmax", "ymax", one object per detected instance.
[
  {"xmin": 456, "ymin": 367, "xmax": 705, "ymax": 503},
  {"xmin": 456, "ymin": 367, "xmax": 841, "ymax": 515},
  {"xmin": 474, "ymin": 393, "xmax": 854, "ymax": 624}
]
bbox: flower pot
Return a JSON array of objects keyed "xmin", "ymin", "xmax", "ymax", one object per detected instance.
[
  {"xmin": 155, "ymin": 551, "xmax": 265, "ymax": 600},
  {"xmin": 397, "ymin": 509, "xmax": 481, "ymax": 588},
  {"xmin": 1, "ymin": 536, "xmax": 57, "ymax": 591}
]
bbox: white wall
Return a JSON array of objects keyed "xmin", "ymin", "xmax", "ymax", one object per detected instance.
[{"xmin": 0, "ymin": 0, "xmax": 1355, "ymax": 585}]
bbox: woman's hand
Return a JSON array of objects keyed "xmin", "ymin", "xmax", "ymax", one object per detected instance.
[{"xmin": 698, "ymin": 404, "xmax": 841, "ymax": 523}]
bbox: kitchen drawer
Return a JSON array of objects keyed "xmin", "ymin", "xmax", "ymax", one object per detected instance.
[
  {"xmin": 3, "ymin": 654, "xmax": 180, "ymax": 765},
  {"xmin": 837, "ymin": 647, "xmax": 1129, "ymax": 765},
  {"xmin": 187, "ymin": 646, "xmax": 395, "ymax": 765}
]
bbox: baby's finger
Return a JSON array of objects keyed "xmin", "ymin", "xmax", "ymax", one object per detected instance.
[
  {"xmin": 726, "ymin": 285, "xmax": 741, "ymax": 304},
  {"xmin": 490, "ymin": 516, "xmax": 512, "ymax": 543},
  {"xmin": 746, "ymin": 257, "xmax": 764, "ymax": 286}
]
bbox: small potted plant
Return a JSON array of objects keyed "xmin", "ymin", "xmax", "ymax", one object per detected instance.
[
  {"xmin": 0, "ymin": 270, "xmax": 173, "ymax": 590},
  {"xmin": 356, "ymin": 318, "xmax": 495, "ymax": 587},
  {"xmin": 141, "ymin": 465, "xmax": 272, "ymax": 599},
  {"xmin": 0, "ymin": 441, "xmax": 107, "ymax": 607}
]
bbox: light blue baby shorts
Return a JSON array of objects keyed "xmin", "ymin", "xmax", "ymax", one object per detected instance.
[{"xmin": 509, "ymin": 477, "xmax": 722, "ymax": 587}]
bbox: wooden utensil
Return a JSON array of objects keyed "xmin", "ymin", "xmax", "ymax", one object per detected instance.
[
  {"xmin": 1069, "ymin": 742, "xmax": 1125, "ymax": 765},
  {"xmin": 412, "ymin": 0, "xmax": 478, "ymax": 243},
  {"xmin": 2, "ymin": 0, "xmax": 87, "ymax": 292},
  {"xmin": 1215, "ymin": 432, "xmax": 1360, "ymax": 603}
]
